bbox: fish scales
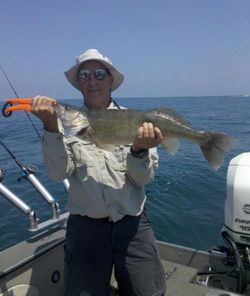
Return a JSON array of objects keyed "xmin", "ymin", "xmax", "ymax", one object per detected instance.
[
  {"xmin": 88, "ymin": 109, "xmax": 193, "ymax": 140},
  {"xmin": 88, "ymin": 109, "xmax": 146, "ymax": 145}
]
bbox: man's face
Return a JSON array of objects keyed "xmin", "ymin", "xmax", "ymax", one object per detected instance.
[{"xmin": 78, "ymin": 60, "xmax": 113, "ymax": 110}]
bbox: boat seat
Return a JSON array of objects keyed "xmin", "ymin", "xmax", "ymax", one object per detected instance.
[{"xmin": 0, "ymin": 284, "xmax": 39, "ymax": 296}]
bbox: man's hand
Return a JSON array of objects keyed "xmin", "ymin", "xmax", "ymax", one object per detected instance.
[
  {"xmin": 131, "ymin": 122, "xmax": 163, "ymax": 151},
  {"xmin": 31, "ymin": 95, "xmax": 59, "ymax": 132}
]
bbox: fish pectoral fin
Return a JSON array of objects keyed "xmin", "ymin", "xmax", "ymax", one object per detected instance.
[{"xmin": 161, "ymin": 138, "xmax": 180, "ymax": 155}]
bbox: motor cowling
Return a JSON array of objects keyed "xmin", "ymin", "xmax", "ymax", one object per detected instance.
[{"xmin": 224, "ymin": 152, "xmax": 250, "ymax": 245}]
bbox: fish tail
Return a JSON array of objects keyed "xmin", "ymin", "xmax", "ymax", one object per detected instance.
[{"xmin": 200, "ymin": 132, "xmax": 237, "ymax": 170}]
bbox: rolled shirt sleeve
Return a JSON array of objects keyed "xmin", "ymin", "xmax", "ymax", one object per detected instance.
[
  {"xmin": 126, "ymin": 148, "xmax": 159, "ymax": 187},
  {"xmin": 42, "ymin": 130, "xmax": 75, "ymax": 181}
]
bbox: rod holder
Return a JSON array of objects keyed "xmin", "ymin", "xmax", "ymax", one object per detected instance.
[
  {"xmin": 0, "ymin": 173, "xmax": 39, "ymax": 230},
  {"xmin": 29, "ymin": 210, "xmax": 39, "ymax": 230},
  {"xmin": 52, "ymin": 202, "xmax": 61, "ymax": 219},
  {"xmin": 63, "ymin": 179, "xmax": 70, "ymax": 191},
  {"xmin": 26, "ymin": 173, "xmax": 55, "ymax": 204},
  {"xmin": 0, "ymin": 182, "xmax": 31, "ymax": 215},
  {"xmin": 25, "ymin": 172, "xmax": 61, "ymax": 220}
]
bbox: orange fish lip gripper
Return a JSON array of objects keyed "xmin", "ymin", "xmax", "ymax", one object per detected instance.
[{"xmin": 2, "ymin": 98, "xmax": 33, "ymax": 117}]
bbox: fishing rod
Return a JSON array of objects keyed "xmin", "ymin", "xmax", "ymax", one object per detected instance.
[
  {"xmin": 0, "ymin": 138, "xmax": 60, "ymax": 219},
  {"xmin": 0, "ymin": 64, "xmax": 41, "ymax": 138},
  {"xmin": 0, "ymin": 63, "xmax": 69, "ymax": 192}
]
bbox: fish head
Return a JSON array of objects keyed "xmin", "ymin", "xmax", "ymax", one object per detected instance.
[
  {"xmin": 53, "ymin": 103, "xmax": 89, "ymax": 137},
  {"xmin": 54, "ymin": 103, "xmax": 89, "ymax": 128}
]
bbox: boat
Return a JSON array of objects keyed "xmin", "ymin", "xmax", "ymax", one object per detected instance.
[
  {"xmin": 1, "ymin": 152, "xmax": 250, "ymax": 296},
  {"xmin": 0, "ymin": 221, "xmax": 246, "ymax": 296}
]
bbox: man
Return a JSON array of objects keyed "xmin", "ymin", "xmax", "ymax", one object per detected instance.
[{"xmin": 31, "ymin": 49, "xmax": 166, "ymax": 296}]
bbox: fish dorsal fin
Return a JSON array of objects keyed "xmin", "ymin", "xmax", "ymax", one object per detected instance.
[{"xmin": 150, "ymin": 107, "xmax": 189, "ymax": 126}]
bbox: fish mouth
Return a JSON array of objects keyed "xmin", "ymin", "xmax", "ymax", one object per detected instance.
[
  {"xmin": 53, "ymin": 103, "xmax": 64, "ymax": 115},
  {"xmin": 76, "ymin": 127, "xmax": 89, "ymax": 136}
]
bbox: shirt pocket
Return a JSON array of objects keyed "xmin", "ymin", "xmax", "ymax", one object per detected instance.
[
  {"xmin": 111, "ymin": 145, "xmax": 130, "ymax": 166},
  {"xmin": 107, "ymin": 145, "xmax": 130, "ymax": 172},
  {"xmin": 70, "ymin": 141, "xmax": 96, "ymax": 182},
  {"xmin": 69, "ymin": 140, "xmax": 95, "ymax": 168}
]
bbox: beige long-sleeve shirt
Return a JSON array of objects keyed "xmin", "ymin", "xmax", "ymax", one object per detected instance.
[{"xmin": 42, "ymin": 102, "xmax": 159, "ymax": 222}]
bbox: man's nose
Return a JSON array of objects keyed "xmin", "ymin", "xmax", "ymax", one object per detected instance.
[{"xmin": 89, "ymin": 73, "xmax": 98, "ymax": 85}]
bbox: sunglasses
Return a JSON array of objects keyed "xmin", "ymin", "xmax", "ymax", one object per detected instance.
[{"xmin": 78, "ymin": 68, "xmax": 110, "ymax": 82}]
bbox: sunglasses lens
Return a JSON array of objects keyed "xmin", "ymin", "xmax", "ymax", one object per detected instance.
[
  {"xmin": 94, "ymin": 69, "xmax": 108, "ymax": 80},
  {"xmin": 78, "ymin": 69, "xmax": 91, "ymax": 80}
]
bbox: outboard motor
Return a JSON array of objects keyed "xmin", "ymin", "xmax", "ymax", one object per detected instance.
[
  {"xmin": 224, "ymin": 152, "xmax": 250, "ymax": 245},
  {"xmin": 219, "ymin": 152, "xmax": 250, "ymax": 293}
]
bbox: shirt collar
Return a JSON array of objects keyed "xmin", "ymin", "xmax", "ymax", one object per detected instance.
[{"xmin": 83, "ymin": 99, "xmax": 118, "ymax": 111}]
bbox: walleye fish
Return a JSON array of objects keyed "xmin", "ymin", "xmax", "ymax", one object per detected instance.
[{"xmin": 55, "ymin": 103, "xmax": 236, "ymax": 171}]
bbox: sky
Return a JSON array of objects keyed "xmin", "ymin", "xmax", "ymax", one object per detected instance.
[{"xmin": 1, "ymin": 0, "xmax": 250, "ymax": 99}]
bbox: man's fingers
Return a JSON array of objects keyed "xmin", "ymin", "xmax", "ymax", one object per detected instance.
[
  {"xmin": 148, "ymin": 123, "xmax": 154, "ymax": 139},
  {"xmin": 132, "ymin": 123, "xmax": 163, "ymax": 150},
  {"xmin": 138, "ymin": 126, "xmax": 144, "ymax": 139},
  {"xmin": 154, "ymin": 127, "xmax": 163, "ymax": 143},
  {"xmin": 142, "ymin": 122, "xmax": 149, "ymax": 138},
  {"xmin": 32, "ymin": 96, "xmax": 56, "ymax": 114}
]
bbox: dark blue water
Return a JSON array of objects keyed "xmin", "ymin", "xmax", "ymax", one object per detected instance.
[{"xmin": 0, "ymin": 96, "xmax": 248, "ymax": 251}]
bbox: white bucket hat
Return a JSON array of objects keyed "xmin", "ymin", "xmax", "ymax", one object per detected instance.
[{"xmin": 64, "ymin": 49, "xmax": 124, "ymax": 91}]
